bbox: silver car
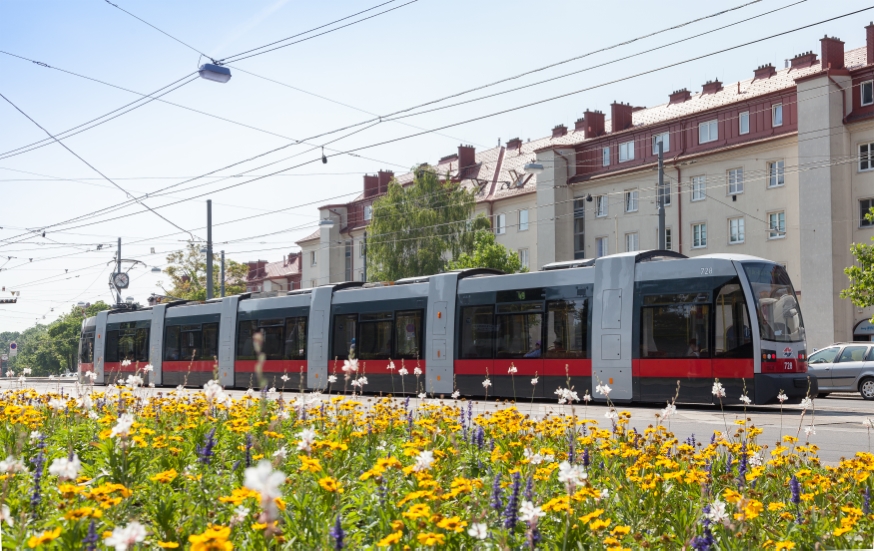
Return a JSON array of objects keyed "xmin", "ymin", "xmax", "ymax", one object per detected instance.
[{"xmin": 807, "ymin": 342, "xmax": 874, "ymax": 400}]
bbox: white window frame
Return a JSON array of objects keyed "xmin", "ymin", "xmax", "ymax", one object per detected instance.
[
  {"xmin": 625, "ymin": 190, "xmax": 639, "ymax": 213},
  {"xmin": 729, "ymin": 217, "xmax": 745, "ymax": 244},
  {"xmin": 739, "ymin": 111, "xmax": 750, "ymax": 135},
  {"xmin": 518, "ymin": 209, "xmax": 529, "ymax": 231},
  {"xmin": 595, "ymin": 196, "xmax": 608, "ymax": 217},
  {"xmin": 863, "ymin": 80, "xmax": 874, "ymax": 106},
  {"xmin": 772, "ymin": 103, "xmax": 783, "ymax": 127},
  {"xmin": 602, "ymin": 146, "xmax": 610, "ymax": 167},
  {"xmin": 657, "ymin": 182, "xmax": 671, "ymax": 206},
  {"xmin": 665, "ymin": 227, "xmax": 672, "ymax": 251},
  {"xmin": 692, "ymin": 223, "xmax": 707, "ymax": 249},
  {"xmin": 861, "ymin": 198, "xmax": 874, "ymax": 227},
  {"xmin": 363, "ymin": 204, "xmax": 373, "ymax": 221},
  {"xmin": 618, "ymin": 141, "xmax": 634, "ymax": 163},
  {"xmin": 310, "ymin": 250, "xmax": 317, "ymax": 266},
  {"xmin": 625, "ymin": 232, "xmax": 639, "ymax": 252},
  {"xmin": 698, "ymin": 119, "xmax": 718, "ymax": 144},
  {"xmin": 691, "ymin": 175, "xmax": 706, "ymax": 201},
  {"xmin": 768, "ymin": 211, "xmax": 786, "ymax": 239},
  {"xmin": 596, "ymin": 236, "xmax": 609, "ymax": 257},
  {"xmin": 652, "ymin": 132, "xmax": 670, "ymax": 155},
  {"xmin": 728, "ymin": 168, "xmax": 744, "ymax": 195},
  {"xmin": 860, "ymin": 142, "xmax": 874, "ymax": 172},
  {"xmin": 518, "ymin": 248, "xmax": 529, "ymax": 270},
  {"xmin": 495, "ymin": 213, "xmax": 507, "ymax": 235},
  {"xmin": 768, "ymin": 160, "xmax": 785, "ymax": 188}
]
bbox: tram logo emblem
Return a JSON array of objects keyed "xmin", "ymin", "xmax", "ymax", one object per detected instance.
[{"xmin": 782, "ymin": 347, "xmax": 793, "ymax": 358}]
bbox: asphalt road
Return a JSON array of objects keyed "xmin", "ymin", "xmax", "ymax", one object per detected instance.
[{"xmin": 9, "ymin": 380, "xmax": 874, "ymax": 465}]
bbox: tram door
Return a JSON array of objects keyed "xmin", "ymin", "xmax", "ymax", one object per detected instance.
[{"xmin": 592, "ymin": 256, "xmax": 636, "ymax": 401}]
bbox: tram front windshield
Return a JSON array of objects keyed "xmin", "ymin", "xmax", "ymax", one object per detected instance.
[{"xmin": 742, "ymin": 262, "xmax": 804, "ymax": 343}]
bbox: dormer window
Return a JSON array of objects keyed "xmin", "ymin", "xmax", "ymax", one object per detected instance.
[{"xmin": 364, "ymin": 205, "xmax": 373, "ymax": 221}]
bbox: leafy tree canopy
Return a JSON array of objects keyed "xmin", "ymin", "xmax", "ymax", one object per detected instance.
[
  {"xmin": 446, "ymin": 229, "xmax": 527, "ymax": 274},
  {"xmin": 160, "ymin": 242, "xmax": 247, "ymax": 301},
  {"xmin": 843, "ymin": 207, "xmax": 874, "ymax": 313},
  {"xmin": 367, "ymin": 169, "xmax": 490, "ymax": 281}
]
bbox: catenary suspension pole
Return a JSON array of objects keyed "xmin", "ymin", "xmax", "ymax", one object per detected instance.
[
  {"xmin": 206, "ymin": 200, "xmax": 213, "ymax": 300},
  {"xmin": 657, "ymin": 141, "xmax": 666, "ymax": 250},
  {"xmin": 220, "ymin": 250, "xmax": 225, "ymax": 297}
]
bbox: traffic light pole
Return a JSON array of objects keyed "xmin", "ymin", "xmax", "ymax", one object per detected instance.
[{"xmin": 206, "ymin": 200, "xmax": 214, "ymax": 300}]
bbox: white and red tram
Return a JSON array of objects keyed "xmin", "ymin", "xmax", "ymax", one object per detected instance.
[{"xmin": 78, "ymin": 251, "xmax": 816, "ymax": 404}]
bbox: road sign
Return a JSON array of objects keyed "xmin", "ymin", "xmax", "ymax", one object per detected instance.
[{"xmin": 8, "ymin": 342, "xmax": 17, "ymax": 357}]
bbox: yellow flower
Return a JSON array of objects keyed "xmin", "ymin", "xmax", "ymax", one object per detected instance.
[
  {"xmin": 768, "ymin": 502, "xmax": 786, "ymax": 512},
  {"xmin": 436, "ymin": 516, "xmax": 467, "ymax": 533},
  {"xmin": 416, "ymin": 532, "xmax": 445, "ymax": 546},
  {"xmin": 391, "ymin": 520, "xmax": 404, "ymax": 531},
  {"xmin": 150, "ymin": 469, "xmax": 178, "ymax": 484},
  {"xmin": 377, "ymin": 531, "xmax": 403, "ymax": 547},
  {"xmin": 318, "ymin": 476, "xmax": 343, "ymax": 493},
  {"xmin": 610, "ymin": 525, "xmax": 631, "ymax": 536},
  {"xmin": 579, "ymin": 509, "xmax": 604, "ymax": 525},
  {"xmin": 188, "ymin": 525, "xmax": 233, "ymax": 551},
  {"xmin": 63, "ymin": 507, "xmax": 102, "ymax": 520},
  {"xmin": 251, "ymin": 523, "xmax": 267, "ymax": 531},
  {"xmin": 402, "ymin": 504, "xmax": 431, "ymax": 520},
  {"xmin": 589, "ymin": 518, "xmax": 611, "ymax": 531},
  {"xmin": 775, "ymin": 542, "xmax": 796, "ymax": 551},
  {"xmin": 298, "ymin": 455, "xmax": 322, "ymax": 473},
  {"xmin": 722, "ymin": 488, "xmax": 743, "ymax": 504},
  {"xmin": 27, "ymin": 527, "xmax": 62, "ymax": 548},
  {"xmin": 157, "ymin": 543, "xmax": 180, "ymax": 549}
]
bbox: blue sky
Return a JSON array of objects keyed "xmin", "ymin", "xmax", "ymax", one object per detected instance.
[{"xmin": 0, "ymin": 0, "xmax": 872, "ymax": 332}]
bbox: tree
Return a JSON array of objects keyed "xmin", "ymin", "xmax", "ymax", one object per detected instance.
[
  {"xmin": 159, "ymin": 242, "xmax": 247, "ymax": 301},
  {"xmin": 843, "ymin": 208, "xmax": 874, "ymax": 314},
  {"xmin": 446, "ymin": 229, "xmax": 528, "ymax": 274},
  {"xmin": 367, "ymin": 168, "xmax": 491, "ymax": 281}
]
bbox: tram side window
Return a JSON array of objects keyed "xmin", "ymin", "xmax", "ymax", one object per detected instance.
[
  {"xmin": 237, "ymin": 321, "xmax": 258, "ymax": 360},
  {"xmin": 714, "ymin": 283, "xmax": 753, "ymax": 358},
  {"xmin": 332, "ymin": 314, "xmax": 358, "ymax": 360},
  {"xmin": 545, "ymin": 299, "xmax": 588, "ymax": 358},
  {"xmin": 80, "ymin": 332, "xmax": 95, "ymax": 364},
  {"xmin": 202, "ymin": 323, "xmax": 219, "ymax": 360},
  {"xmin": 395, "ymin": 310, "xmax": 423, "ymax": 359},
  {"xmin": 180, "ymin": 325, "xmax": 202, "ymax": 361},
  {"xmin": 164, "ymin": 326, "xmax": 181, "ymax": 361},
  {"xmin": 105, "ymin": 330, "xmax": 119, "ymax": 363},
  {"xmin": 495, "ymin": 303, "xmax": 543, "ymax": 359},
  {"xmin": 136, "ymin": 328, "xmax": 149, "ymax": 362},
  {"xmin": 257, "ymin": 319, "xmax": 284, "ymax": 360},
  {"xmin": 285, "ymin": 317, "xmax": 307, "ymax": 360},
  {"xmin": 460, "ymin": 306, "xmax": 495, "ymax": 359},
  {"xmin": 358, "ymin": 312, "xmax": 393, "ymax": 360},
  {"xmin": 641, "ymin": 295, "xmax": 711, "ymax": 358}
]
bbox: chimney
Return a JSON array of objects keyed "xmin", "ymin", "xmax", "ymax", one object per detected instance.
[
  {"xmin": 790, "ymin": 51, "xmax": 818, "ymax": 69},
  {"xmin": 669, "ymin": 89, "xmax": 691, "ymax": 104},
  {"xmin": 867, "ymin": 22, "xmax": 874, "ymax": 66},
  {"xmin": 820, "ymin": 35, "xmax": 844, "ymax": 70},
  {"xmin": 753, "ymin": 64, "xmax": 776, "ymax": 80},
  {"xmin": 701, "ymin": 79, "xmax": 723, "ymax": 95},
  {"xmin": 507, "ymin": 137, "xmax": 522, "ymax": 150},
  {"xmin": 552, "ymin": 124, "xmax": 568, "ymax": 138},
  {"xmin": 610, "ymin": 102, "xmax": 634, "ymax": 131},
  {"xmin": 377, "ymin": 170, "xmax": 393, "ymax": 194},
  {"xmin": 363, "ymin": 174, "xmax": 379, "ymax": 198},
  {"xmin": 574, "ymin": 117, "xmax": 586, "ymax": 132},
  {"xmin": 583, "ymin": 110, "xmax": 605, "ymax": 137},
  {"xmin": 457, "ymin": 144, "xmax": 476, "ymax": 175}
]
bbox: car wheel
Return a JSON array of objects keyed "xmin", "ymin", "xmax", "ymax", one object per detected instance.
[
  {"xmin": 860, "ymin": 377, "xmax": 874, "ymax": 400},
  {"xmin": 817, "ymin": 392, "xmax": 830, "ymax": 399}
]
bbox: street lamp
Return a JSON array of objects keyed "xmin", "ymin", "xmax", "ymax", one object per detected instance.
[
  {"xmin": 319, "ymin": 218, "xmax": 335, "ymax": 229},
  {"xmin": 151, "ymin": 266, "xmax": 161, "ymax": 273},
  {"xmin": 523, "ymin": 161, "xmax": 544, "ymax": 175},
  {"xmin": 198, "ymin": 63, "xmax": 231, "ymax": 83}
]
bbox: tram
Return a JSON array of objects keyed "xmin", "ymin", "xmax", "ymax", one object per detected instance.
[{"xmin": 78, "ymin": 251, "xmax": 816, "ymax": 404}]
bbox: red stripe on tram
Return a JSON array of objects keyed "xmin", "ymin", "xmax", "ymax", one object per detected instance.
[
  {"xmin": 235, "ymin": 360, "xmax": 307, "ymax": 374},
  {"xmin": 162, "ymin": 360, "xmax": 217, "ymax": 372}
]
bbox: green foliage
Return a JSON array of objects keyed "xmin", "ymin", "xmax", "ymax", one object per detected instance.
[
  {"xmin": 446, "ymin": 229, "xmax": 528, "ymax": 273},
  {"xmin": 366, "ymin": 169, "xmax": 490, "ymax": 281},
  {"xmin": 160, "ymin": 242, "xmax": 247, "ymax": 301},
  {"xmin": 843, "ymin": 207, "xmax": 874, "ymax": 311}
]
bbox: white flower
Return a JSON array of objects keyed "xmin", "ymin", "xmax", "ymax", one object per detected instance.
[
  {"xmin": 712, "ymin": 381, "xmax": 726, "ymax": 398},
  {"xmin": 582, "ymin": 392, "xmax": 592, "ymax": 403},
  {"xmin": 413, "ymin": 367, "xmax": 423, "ymax": 376},
  {"xmin": 524, "ymin": 448, "xmax": 544, "ymax": 465},
  {"xmin": 398, "ymin": 367, "xmax": 409, "ymax": 376},
  {"xmin": 0, "ymin": 504, "xmax": 12, "ymax": 527},
  {"xmin": 413, "ymin": 450, "xmax": 434, "ymax": 472},
  {"xmin": 244, "ymin": 460, "xmax": 285, "ymax": 521},
  {"xmin": 418, "ymin": 392, "xmax": 427, "ymax": 399},
  {"xmin": 4, "ymin": 371, "xmax": 12, "ymax": 377},
  {"xmin": 599, "ymin": 488, "xmax": 609, "ymax": 500},
  {"xmin": 76, "ymin": 394, "xmax": 93, "ymax": 411},
  {"xmin": 125, "ymin": 375, "xmax": 143, "ymax": 388},
  {"xmin": 245, "ymin": 388, "xmax": 255, "ymax": 398},
  {"xmin": 482, "ymin": 378, "xmax": 491, "ymax": 389},
  {"xmin": 705, "ymin": 500, "xmax": 728, "ymax": 524},
  {"xmin": 604, "ymin": 409, "xmax": 618, "ymax": 420},
  {"xmin": 661, "ymin": 403, "xmax": 677, "ymax": 419},
  {"xmin": 48, "ymin": 374, "xmax": 55, "ymax": 380},
  {"xmin": 800, "ymin": 397, "xmax": 813, "ymax": 411},
  {"xmin": 387, "ymin": 361, "xmax": 396, "ymax": 371},
  {"xmin": 272, "ymin": 446, "xmax": 289, "ymax": 462},
  {"xmin": 342, "ymin": 359, "xmax": 359, "ymax": 374},
  {"xmin": 451, "ymin": 390, "xmax": 460, "ymax": 399},
  {"xmin": 111, "ymin": 413, "xmax": 135, "ymax": 438},
  {"xmin": 48, "ymin": 454, "xmax": 81, "ymax": 481},
  {"xmin": 804, "ymin": 425, "xmax": 816, "ymax": 437},
  {"xmin": 739, "ymin": 394, "xmax": 752, "ymax": 405},
  {"xmin": 777, "ymin": 392, "xmax": 788, "ymax": 403},
  {"xmin": 557, "ymin": 461, "xmax": 587, "ymax": 490},
  {"xmin": 280, "ymin": 374, "xmax": 290, "ymax": 382},
  {"xmin": 17, "ymin": 376, "xmax": 25, "ymax": 383},
  {"xmin": 531, "ymin": 377, "xmax": 539, "ymax": 386},
  {"xmin": 268, "ymin": 387, "xmax": 276, "ymax": 393},
  {"xmin": 29, "ymin": 431, "xmax": 42, "ymax": 442},
  {"xmin": 376, "ymin": 440, "xmax": 387, "ymax": 451},
  {"xmin": 748, "ymin": 452, "xmax": 763, "ymax": 467},
  {"xmin": 467, "ymin": 522, "xmax": 488, "ymax": 540},
  {"xmin": 519, "ymin": 500, "xmax": 546, "ymax": 523},
  {"xmin": 356, "ymin": 377, "xmax": 368, "ymax": 387},
  {"xmin": 554, "ymin": 387, "xmax": 579, "ymax": 404},
  {"xmin": 0, "ymin": 456, "xmax": 26, "ymax": 474},
  {"xmin": 508, "ymin": 365, "xmax": 518, "ymax": 374},
  {"xmin": 88, "ymin": 411, "xmax": 99, "ymax": 420},
  {"xmin": 22, "ymin": 368, "xmax": 32, "ymax": 375},
  {"xmin": 231, "ymin": 505, "xmax": 249, "ymax": 525},
  {"xmin": 148, "ymin": 383, "xmax": 155, "ymax": 388},
  {"xmin": 595, "ymin": 384, "xmax": 611, "ymax": 397},
  {"xmin": 327, "ymin": 375, "xmax": 337, "ymax": 384},
  {"xmin": 297, "ymin": 428, "xmax": 317, "ymax": 453},
  {"xmin": 143, "ymin": 364, "xmax": 154, "ymax": 373},
  {"xmin": 84, "ymin": 371, "xmax": 97, "ymax": 381},
  {"xmin": 48, "ymin": 398, "xmax": 66, "ymax": 412},
  {"xmin": 121, "ymin": 359, "xmax": 132, "ymax": 367},
  {"xmin": 104, "ymin": 520, "xmax": 147, "ymax": 551}
]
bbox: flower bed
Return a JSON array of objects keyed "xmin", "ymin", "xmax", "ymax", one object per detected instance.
[{"xmin": 0, "ymin": 381, "xmax": 871, "ymax": 549}]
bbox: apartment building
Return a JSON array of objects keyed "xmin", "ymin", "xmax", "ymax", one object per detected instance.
[{"xmin": 297, "ymin": 23, "xmax": 874, "ymax": 350}]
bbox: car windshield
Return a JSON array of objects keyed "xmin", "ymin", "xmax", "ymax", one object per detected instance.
[
  {"xmin": 808, "ymin": 347, "xmax": 839, "ymax": 364},
  {"xmin": 742, "ymin": 262, "xmax": 805, "ymax": 343}
]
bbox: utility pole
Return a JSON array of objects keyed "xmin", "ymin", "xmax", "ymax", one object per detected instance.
[
  {"xmin": 362, "ymin": 231, "xmax": 367, "ymax": 282},
  {"xmin": 220, "ymin": 250, "xmax": 225, "ymax": 297},
  {"xmin": 657, "ymin": 141, "xmax": 666, "ymax": 250},
  {"xmin": 206, "ymin": 200, "xmax": 213, "ymax": 300},
  {"xmin": 115, "ymin": 238, "xmax": 122, "ymax": 305}
]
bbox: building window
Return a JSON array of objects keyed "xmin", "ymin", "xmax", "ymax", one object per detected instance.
[
  {"xmin": 657, "ymin": 182, "xmax": 671, "ymax": 206},
  {"xmin": 728, "ymin": 168, "xmax": 744, "ymax": 195},
  {"xmin": 768, "ymin": 211, "xmax": 786, "ymax": 238},
  {"xmin": 573, "ymin": 199, "xmax": 585, "ymax": 259},
  {"xmin": 310, "ymin": 250, "xmax": 317, "ymax": 266},
  {"xmin": 495, "ymin": 213, "xmax": 506, "ymax": 234},
  {"xmin": 699, "ymin": 119, "xmax": 718, "ymax": 144},
  {"xmin": 518, "ymin": 249, "xmax": 529, "ymax": 270},
  {"xmin": 363, "ymin": 204, "xmax": 372, "ymax": 221},
  {"xmin": 595, "ymin": 196, "xmax": 608, "ymax": 217},
  {"xmin": 602, "ymin": 147, "xmax": 610, "ymax": 167},
  {"xmin": 619, "ymin": 141, "xmax": 634, "ymax": 163},
  {"xmin": 772, "ymin": 104, "xmax": 783, "ymax": 127},
  {"xmin": 625, "ymin": 190, "xmax": 639, "ymax": 213},
  {"xmin": 768, "ymin": 160, "xmax": 785, "ymax": 188},
  {"xmin": 518, "ymin": 209, "xmax": 529, "ymax": 231},
  {"xmin": 739, "ymin": 111, "xmax": 750, "ymax": 135},
  {"xmin": 863, "ymin": 80, "xmax": 874, "ymax": 106},
  {"xmin": 691, "ymin": 175, "xmax": 706, "ymax": 201},
  {"xmin": 665, "ymin": 227, "xmax": 672, "ymax": 250},
  {"xmin": 860, "ymin": 198, "xmax": 874, "ymax": 227},
  {"xmin": 359, "ymin": 240, "xmax": 365, "ymax": 257},
  {"xmin": 860, "ymin": 143, "xmax": 874, "ymax": 171},
  {"xmin": 729, "ymin": 217, "xmax": 745, "ymax": 244},
  {"xmin": 625, "ymin": 232, "xmax": 639, "ymax": 252},
  {"xmin": 692, "ymin": 223, "xmax": 707, "ymax": 248},
  {"xmin": 652, "ymin": 132, "xmax": 669, "ymax": 154},
  {"xmin": 596, "ymin": 236, "xmax": 609, "ymax": 257}
]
